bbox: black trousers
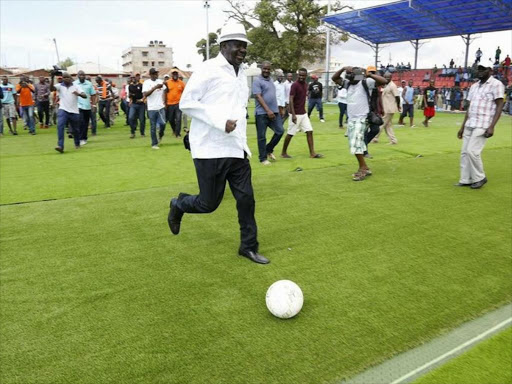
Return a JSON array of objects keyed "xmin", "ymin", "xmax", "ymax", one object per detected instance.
[
  {"xmin": 98, "ymin": 99, "xmax": 111, "ymax": 127},
  {"xmin": 37, "ymin": 101, "xmax": 50, "ymax": 126},
  {"xmin": 166, "ymin": 104, "xmax": 182, "ymax": 137},
  {"xmin": 176, "ymin": 156, "xmax": 258, "ymax": 253},
  {"xmin": 79, "ymin": 109, "xmax": 92, "ymax": 141}
]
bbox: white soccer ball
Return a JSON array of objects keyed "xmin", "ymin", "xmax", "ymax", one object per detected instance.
[{"xmin": 265, "ymin": 280, "xmax": 304, "ymax": 319}]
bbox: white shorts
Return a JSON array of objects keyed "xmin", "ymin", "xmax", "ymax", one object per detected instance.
[{"xmin": 287, "ymin": 114, "xmax": 313, "ymax": 136}]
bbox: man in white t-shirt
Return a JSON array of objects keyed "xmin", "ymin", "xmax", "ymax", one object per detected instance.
[
  {"xmin": 332, "ymin": 66, "xmax": 386, "ymax": 181},
  {"xmin": 142, "ymin": 68, "xmax": 166, "ymax": 149},
  {"xmin": 51, "ymin": 71, "xmax": 86, "ymax": 153}
]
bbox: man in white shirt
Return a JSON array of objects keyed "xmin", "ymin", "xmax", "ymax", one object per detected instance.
[
  {"xmin": 167, "ymin": 22, "xmax": 269, "ymax": 265},
  {"xmin": 455, "ymin": 64, "xmax": 504, "ymax": 189},
  {"xmin": 51, "ymin": 72, "xmax": 86, "ymax": 153},
  {"xmin": 283, "ymin": 73, "xmax": 293, "ymax": 122},
  {"xmin": 274, "ymin": 70, "xmax": 287, "ymax": 120},
  {"xmin": 142, "ymin": 68, "xmax": 166, "ymax": 149}
]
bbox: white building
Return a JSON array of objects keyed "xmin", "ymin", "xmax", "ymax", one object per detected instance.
[{"xmin": 122, "ymin": 41, "xmax": 173, "ymax": 74}]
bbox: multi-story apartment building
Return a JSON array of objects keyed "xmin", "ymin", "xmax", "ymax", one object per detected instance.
[{"xmin": 122, "ymin": 41, "xmax": 173, "ymax": 74}]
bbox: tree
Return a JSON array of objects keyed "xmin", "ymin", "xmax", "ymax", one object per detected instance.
[
  {"xmin": 196, "ymin": 32, "xmax": 220, "ymax": 61},
  {"xmin": 58, "ymin": 57, "xmax": 74, "ymax": 69},
  {"xmin": 224, "ymin": 0, "xmax": 350, "ymax": 73}
]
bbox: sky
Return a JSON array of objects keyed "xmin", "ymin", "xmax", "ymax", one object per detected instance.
[{"xmin": 0, "ymin": 0, "xmax": 511, "ymax": 72}]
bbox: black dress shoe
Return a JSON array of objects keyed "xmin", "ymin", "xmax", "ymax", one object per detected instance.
[
  {"xmin": 238, "ymin": 250, "xmax": 270, "ymax": 264},
  {"xmin": 454, "ymin": 182, "xmax": 471, "ymax": 187},
  {"xmin": 471, "ymin": 177, "xmax": 487, "ymax": 189},
  {"xmin": 168, "ymin": 198, "xmax": 184, "ymax": 235}
]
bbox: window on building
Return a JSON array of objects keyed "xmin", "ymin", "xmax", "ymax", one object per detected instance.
[
  {"xmin": 158, "ymin": 52, "xmax": 164, "ymax": 58},
  {"xmin": 142, "ymin": 51, "xmax": 148, "ymax": 57},
  {"xmin": 142, "ymin": 61, "xmax": 149, "ymax": 67},
  {"xmin": 158, "ymin": 61, "xmax": 165, "ymax": 66},
  {"xmin": 151, "ymin": 61, "xmax": 155, "ymax": 66}
]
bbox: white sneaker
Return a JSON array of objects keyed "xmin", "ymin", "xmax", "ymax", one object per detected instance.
[
  {"xmin": 410, "ymin": 125, "xmax": 416, "ymax": 128},
  {"xmin": 261, "ymin": 160, "xmax": 271, "ymax": 166},
  {"xmin": 320, "ymin": 119, "xmax": 325, "ymax": 122},
  {"xmin": 267, "ymin": 153, "xmax": 276, "ymax": 161},
  {"xmin": 152, "ymin": 145, "xmax": 160, "ymax": 150},
  {"xmin": 80, "ymin": 140, "xmax": 87, "ymax": 146}
]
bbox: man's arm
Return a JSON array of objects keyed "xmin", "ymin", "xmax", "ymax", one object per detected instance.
[
  {"xmin": 254, "ymin": 93, "xmax": 275, "ymax": 120},
  {"xmin": 457, "ymin": 108, "xmax": 470, "ymax": 139},
  {"xmin": 402, "ymin": 88, "xmax": 407, "ymax": 104},
  {"xmin": 289, "ymin": 91, "xmax": 296, "ymax": 124},
  {"xmin": 143, "ymin": 83, "xmax": 163, "ymax": 98},
  {"xmin": 367, "ymin": 72, "xmax": 386, "ymax": 86},
  {"xmin": 331, "ymin": 67, "xmax": 347, "ymax": 85},
  {"xmin": 395, "ymin": 96, "xmax": 401, "ymax": 110},
  {"xmin": 73, "ymin": 86, "xmax": 87, "ymax": 99},
  {"xmin": 162, "ymin": 81, "xmax": 168, "ymax": 105},
  {"xmin": 484, "ymin": 98, "xmax": 504, "ymax": 138}
]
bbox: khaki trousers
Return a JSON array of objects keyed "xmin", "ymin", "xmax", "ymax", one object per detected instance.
[
  {"xmin": 376, "ymin": 113, "xmax": 397, "ymax": 144},
  {"xmin": 460, "ymin": 126, "xmax": 488, "ymax": 184}
]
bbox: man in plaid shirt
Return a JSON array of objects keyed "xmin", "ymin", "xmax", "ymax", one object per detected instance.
[{"xmin": 456, "ymin": 64, "xmax": 505, "ymax": 189}]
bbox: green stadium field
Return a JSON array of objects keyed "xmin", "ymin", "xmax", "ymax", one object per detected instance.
[{"xmin": 1, "ymin": 104, "xmax": 511, "ymax": 384}]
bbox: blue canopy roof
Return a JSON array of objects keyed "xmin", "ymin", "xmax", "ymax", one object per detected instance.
[{"xmin": 323, "ymin": 0, "xmax": 512, "ymax": 44}]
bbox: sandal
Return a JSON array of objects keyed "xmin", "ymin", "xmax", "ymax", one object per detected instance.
[
  {"xmin": 352, "ymin": 169, "xmax": 372, "ymax": 177},
  {"xmin": 310, "ymin": 153, "xmax": 324, "ymax": 159},
  {"xmin": 352, "ymin": 172, "xmax": 366, "ymax": 181}
]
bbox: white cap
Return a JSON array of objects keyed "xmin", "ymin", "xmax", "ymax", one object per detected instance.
[{"xmin": 218, "ymin": 22, "xmax": 252, "ymax": 45}]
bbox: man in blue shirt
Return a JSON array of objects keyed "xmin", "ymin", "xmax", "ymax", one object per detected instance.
[
  {"xmin": 73, "ymin": 70, "xmax": 97, "ymax": 145},
  {"xmin": 252, "ymin": 61, "xmax": 284, "ymax": 165},
  {"xmin": 1, "ymin": 76, "xmax": 18, "ymax": 135},
  {"xmin": 398, "ymin": 79, "xmax": 415, "ymax": 127}
]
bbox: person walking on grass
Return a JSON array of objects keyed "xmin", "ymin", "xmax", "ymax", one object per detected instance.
[
  {"xmin": 95, "ymin": 76, "xmax": 113, "ymax": 129},
  {"xmin": 253, "ymin": 61, "xmax": 284, "ymax": 165},
  {"xmin": 455, "ymin": 64, "xmax": 504, "ymax": 189},
  {"xmin": 15, "ymin": 76, "xmax": 36, "ymax": 135},
  {"xmin": 73, "ymin": 70, "xmax": 97, "ymax": 146},
  {"xmin": 167, "ymin": 22, "xmax": 269, "ymax": 265},
  {"xmin": 34, "ymin": 76, "xmax": 50, "ymax": 129},
  {"xmin": 398, "ymin": 79, "xmax": 415, "ymax": 127},
  {"xmin": 332, "ymin": 66, "xmax": 387, "ymax": 181},
  {"xmin": 1, "ymin": 76, "xmax": 18, "ymax": 135},
  {"xmin": 422, "ymin": 80, "xmax": 437, "ymax": 127},
  {"xmin": 51, "ymin": 72, "xmax": 86, "ymax": 153},
  {"xmin": 307, "ymin": 74, "xmax": 325, "ymax": 122},
  {"xmin": 374, "ymin": 72, "xmax": 400, "ymax": 145},
  {"xmin": 163, "ymin": 70, "xmax": 186, "ymax": 138},
  {"xmin": 280, "ymin": 68, "xmax": 323, "ymax": 159},
  {"xmin": 128, "ymin": 75, "xmax": 146, "ymax": 138},
  {"xmin": 142, "ymin": 68, "xmax": 166, "ymax": 149}
]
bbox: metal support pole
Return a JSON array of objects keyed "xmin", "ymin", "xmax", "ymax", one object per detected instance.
[
  {"xmin": 414, "ymin": 39, "xmax": 419, "ymax": 69},
  {"xmin": 463, "ymin": 34, "xmax": 471, "ymax": 68},
  {"xmin": 324, "ymin": 0, "xmax": 331, "ymax": 101},
  {"xmin": 375, "ymin": 43, "xmax": 379, "ymax": 68},
  {"xmin": 204, "ymin": 1, "xmax": 210, "ymax": 61},
  {"xmin": 53, "ymin": 38, "xmax": 61, "ymax": 65}
]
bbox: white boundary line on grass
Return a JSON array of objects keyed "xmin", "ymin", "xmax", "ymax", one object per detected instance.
[{"xmin": 389, "ymin": 317, "xmax": 512, "ymax": 384}]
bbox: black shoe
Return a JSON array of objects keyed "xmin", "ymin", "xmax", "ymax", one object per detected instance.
[
  {"xmin": 55, "ymin": 146, "xmax": 64, "ymax": 153},
  {"xmin": 238, "ymin": 250, "xmax": 270, "ymax": 264},
  {"xmin": 168, "ymin": 198, "xmax": 184, "ymax": 235},
  {"xmin": 454, "ymin": 182, "xmax": 471, "ymax": 187},
  {"xmin": 470, "ymin": 177, "xmax": 487, "ymax": 189},
  {"xmin": 363, "ymin": 153, "xmax": 373, "ymax": 159},
  {"xmin": 68, "ymin": 133, "xmax": 73, "ymax": 138}
]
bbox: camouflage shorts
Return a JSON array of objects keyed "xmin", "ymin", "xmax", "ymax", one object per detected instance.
[{"xmin": 347, "ymin": 117, "xmax": 367, "ymax": 155}]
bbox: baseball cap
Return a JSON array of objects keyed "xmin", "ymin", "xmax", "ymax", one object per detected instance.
[
  {"xmin": 311, "ymin": 74, "xmax": 318, "ymax": 79},
  {"xmin": 366, "ymin": 65, "xmax": 377, "ymax": 72},
  {"xmin": 149, "ymin": 68, "xmax": 159, "ymax": 74}
]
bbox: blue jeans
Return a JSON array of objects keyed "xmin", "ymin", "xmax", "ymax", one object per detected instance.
[
  {"xmin": 338, "ymin": 102, "xmax": 347, "ymax": 127},
  {"xmin": 129, "ymin": 103, "xmax": 146, "ymax": 135},
  {"xmin": 21, "ymin": 105, "xmax": 35, "ymax": 132},
  {"xmin": 147, "ymin": 108, "xmax": 166, "ymax": 146},
  {"xmin": 255, "ymin": 114, "xmax": 284, "ymax": 162},
  {"xmin": 307, "ymin": 98, "xmax": 324, "ymax": 119},
  {"xmin": 57, "ymin": 109, "xmax": 80, "ymax": 148},
  {"xmin": 90, "ymin": 107, "xmax": 97, "ymax": 134}
]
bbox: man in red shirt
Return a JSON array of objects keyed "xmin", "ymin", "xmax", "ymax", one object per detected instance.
[{"xmin": 280, "ymin": 68, "xmax": 323, "ymax": 159}]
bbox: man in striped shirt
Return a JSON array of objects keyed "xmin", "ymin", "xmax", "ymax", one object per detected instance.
[{"xmin": 456, "ymin": 64, "xmax": 505, "ymax": 189}]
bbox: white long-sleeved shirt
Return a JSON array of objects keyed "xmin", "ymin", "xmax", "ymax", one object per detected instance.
[
  {"xmin": 274, "ymin": 80, "xmax": 286, "ymax": 107},
  {"xmin": 180, "ymin": 54, "xmax": 250, "ymax": 159}
]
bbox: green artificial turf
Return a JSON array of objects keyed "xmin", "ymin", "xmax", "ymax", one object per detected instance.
[
  {"xmin": 1, "ymin": 105, "xmax": 511, "ymax": 384},
  {"xmin": 413, "ymin": 327, "xmax": 512, "ymax": 384}
]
